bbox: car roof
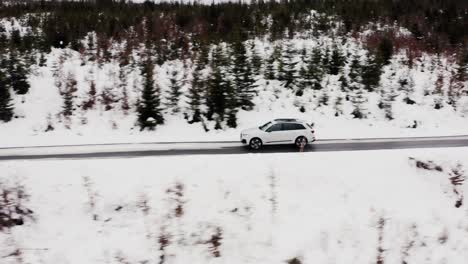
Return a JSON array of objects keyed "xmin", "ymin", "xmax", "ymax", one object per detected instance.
[
  {"xmin": 273, "ymin": 118, "xmax": 308, "ymax": 124},
  {"xmin": 274, "ymin": 118, "xmax": 300, "ymax": 122}
]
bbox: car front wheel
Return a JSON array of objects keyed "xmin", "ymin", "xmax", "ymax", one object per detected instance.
[{"xmin": 249, "ymin": 138, "xmax": 263, "ymax": 150}]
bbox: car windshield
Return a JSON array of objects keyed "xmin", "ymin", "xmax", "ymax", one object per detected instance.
[{"xmin": 259, "ymin": 121, "xmax": 272, "ymax": 131}]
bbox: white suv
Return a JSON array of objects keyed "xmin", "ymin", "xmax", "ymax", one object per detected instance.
[{"xmin": 240, "ymin": 119, "xmax": 316, "ymax": 150}]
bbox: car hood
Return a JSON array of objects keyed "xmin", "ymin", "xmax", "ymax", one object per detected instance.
[{"xmin": 241, "ymin": 127, "xmax": 261, "ymax": 134}]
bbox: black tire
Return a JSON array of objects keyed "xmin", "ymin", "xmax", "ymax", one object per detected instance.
[
  {"xmin": 249, "ymin": 138, "xmax": 263, "ymax": 150},
  {"xmin": 295, "ymin": 136, "xmax": 308, "ymax": 148}
]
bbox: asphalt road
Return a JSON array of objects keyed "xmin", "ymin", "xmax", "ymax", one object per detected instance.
[{"xmin": 1, "ymin": 135, "xmax": 468, "ymax": 161}]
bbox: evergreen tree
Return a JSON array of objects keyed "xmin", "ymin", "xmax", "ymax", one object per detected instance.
[
  {"xmin": 328, "ymin": 43, "xmax": 345, "ymax": 75},
  {"xmin": 166, "ymin": 69, "xmax": 182, "ymax": 113},
  {"xmin": 249, "ymin": 41, "xmax": 262, "ymax": 76},
  {"xmin": 187, "ymin": 55, "xmax": 205, "ymax": 123},
  {"xmin": 334, "ymin": 96, "xmax": 343, "ymax": 116},
  {"xmin": 137, "ymin": 60, "xmax": 164, "ymax": 130},
  {"xmin": 82, "ymin": 81, "xmax": 97, "ymax": 110},
  {"xmin": 298, "ymin": 47, "xmax": 324, "ymax": 93},
  {"xmin": 455, "ymin": 50, "xmax": 468, "ymax": 82},
  {"xmin": 347, "ymin": 55, "xmax": 367, "ymax": 119},
  {"xmin": 232, "ymin": 41, "xmax": 257, "ymax": 110},
  {"xmin": 361, "ymin": 55, "xmax": 382, "ymax": 92},
  {"xmin": 38, "ymin": 52, "xmax": 47, "ymax": 67},
  {"xmin": 0, "ymin": 70, "xmax": 13, "ymax": 122},
  {"xmin": 206, "ymin": 66, "xmax": 226, "ymax": 123},
  {"xmin": 8, "ymin": 52, "xmax": 30, "ymax": 95},
  {"xmin": 380, "ymin": 86, "xmax": 398, "ymax": 120},
  {"xmin": 278, "ymin": 42, "xmax": 298, "ymax": 89},
  {"xmin": 376, "ymin": 37, "xmax": 394, "ymax": 66},
  {"xmin": 225, "ymin": 79, "xmax": 238, "ymax": 128},
  {"xmin": 119, "ymin": 67, "xmax": 130, "ymax": 112},
  {"xmin": 206, "ymin": 45, "xmax": 234, "ymax": 127},
  {"xmin": 398, "ymin": 72, "xmax": 416, "ymax": 105},
  {"xmin": 264, "ymin": 44, "xmax": 281, "ymax": 80},
  {"xmin": 62, "ymin": 73, "xmax": 77, "ymax": 117}
]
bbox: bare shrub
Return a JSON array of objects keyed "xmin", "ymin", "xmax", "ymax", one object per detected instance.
[
  {"xmin": 207, "ymin": 226, "xmax": 222, "ymax": 258},
  {"xmin": 449, "ymin": 164, "xmax": 465, "ymax": 208},
  {"xmin": 82, "ymin": 176, "xmax": 99, "ymax": 221},
  {"xmin": 158, "ymin": 227, "xmax": 170, "ymax": 264},
  {"xmin": 269, "ymin": 169, "xmax": 278, "ymax": 216},
  {"xmin": 286, "ymin": 257, "xmax": 302, "ymax": 264},
  {"xmin": 44, "ymin": 113, "xmax": 54, "ymax": 132},
  {"xmin": 137, "ymin": 193, "xmax": 150, "ymax": 216},
  {"xmin": 100, "ymin": 87, "xmax": 116, "ymax": 111},
  {"xmin": 166, "ymin": 182, "xmax": 185, "ymax": 218},
  {"xmin": 114, "ymin": 251, "xmax": 131, "ymax": 264},
  {"xmin": 438, "ymin": 229, "xmax": 449, "ymax": 244},
  {"xmin": 0, "ymin": 181, "xmax": 34, "ymax": 231},
  {"xmin": 401, "ymin": 224, "xmax": 417, "ymax": 264},
  {"xmin": 408, "ymin": 158, "xmax": 443, "ymax": 172},
  {"xmin": 376, "ymin": 217, "xmax": 385, "ymax": 264}
]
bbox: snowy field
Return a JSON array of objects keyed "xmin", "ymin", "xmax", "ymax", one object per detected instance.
[{"xmin": 1, "ymin": 148, "xmax": 468, "ymax": 263}]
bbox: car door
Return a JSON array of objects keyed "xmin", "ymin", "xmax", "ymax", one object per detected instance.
[
  {"xmin": 264, "ymin": 123, "xmax": 289, "ymax": 144},
  {"xmin": 282, "ymin": 123, "xmax": 307, "ymax": 143}
]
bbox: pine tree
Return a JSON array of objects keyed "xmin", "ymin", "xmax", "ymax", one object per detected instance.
[
  {"xmin": 361, "ymin": 55, "xmax": 382, "ymax": 92},
  {"xmin": 225, "ymin": 79, "xmax": 238, "ymax": 128},
  {"xmin": 8, "ymin": 52, "xmax": 30, "ymax": 95},
  {"xmin": 278, "ymin": 42, "xmax": 298, "ymax": 89},
  {"xmin": 298, "ymin": 47, "xmax": 323, "ymax": 93},
  {"xmin": 39, "ymin": 52, "xmax": 47, "ymax": 67},
  {"xmin": 206, "ymin": 46, "xmax": 233, "ymax": 127},
  {"xmin": 380, "ymin": 86, "xmax": 398, "ymax": 120},
  {"xmin": 379, "ymin": 66, "xmax": 398, "ymax": 120},
  {"xmin": 376, "ymin": 37, "xmax": 394, "ymax": 66},
  {"xmin": 265, "ymin": 44, "xmax": 281, "ymax": 80},
  {"xmin": 119, "ymin": 67, "xmax": 130, "ymax": 113},
  {"xmin": 328, "ymin": 43, "xmax": 345, "ymax": 75},
  {"xmin": 166, "ymin": 69, "xmax": 182, "ymax": 113},
  {"xmin": 398, "ymin": 72, "xmax": 415, "ymax": 105},
  {"xmin": 0, "ymin": 71, "xmax": 13, "ymax": 122},
  {"xmin": 334, "ymin": 96, "xmax": 343, "ymax": 116},
  {"xmin": 232, "ymin": 41, "xmax": 257, "ymax": 110},
  {"xmin": 348, "ymin": 55, "xmax": 367, "ymax": 119},
  {"xmin": 137, "ymin": 60, "xmax": 164, "ymax": 130},
  {"xmin": 187, "ymin": 54, "xmax": 205, "ymax": 123},
  {"xmin": 249, "ymin": 41, "xmax": 262, "ymax": 76},
  {"xmin": 82, "ymin": 81, "xmax": 97, "ymax": 110},
  {"xmin": 206, "ymin": 66, "xmax": 226, "ymax": 123},
  {"xmin": 62, "ymin": 73, "xmax": 77, "ymax": 117}
]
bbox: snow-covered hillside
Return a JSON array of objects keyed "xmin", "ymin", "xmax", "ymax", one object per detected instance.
[
  {"xmin": 1, "ymin": 148, "xmax": 468, "ymax": 263},
  {"xmin": 0, "ymin": 37, "xmax": 468, "ymax": 146},
  {"xmin": 0, "ymin": 10, "xmax": 467, "ymax": 147}
]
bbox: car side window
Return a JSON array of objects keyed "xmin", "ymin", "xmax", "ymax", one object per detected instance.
[
  {"xmin": 294, "ymin": 124, "xmax": 306, "ymax": 130},
  {"xmin": 283, "ymin": 123, "xmax": 305, "ymax": 130},
  {"xmin": 282, "ymin": 123, "xmax": 294, "ymax": 131},
  {"xmin": 266, "ymin": 123, "xmax": 282, "ymax": 132}
]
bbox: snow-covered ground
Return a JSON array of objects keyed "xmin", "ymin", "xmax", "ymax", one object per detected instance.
[{"xmin": 1, "ymin": 148, "xmax": 468, "ymax": 263}]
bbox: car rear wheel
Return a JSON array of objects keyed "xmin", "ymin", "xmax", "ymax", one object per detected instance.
[
  {"xmin": 249, "ymin": 138, "xmax": 263, "ymax": 150},
  {"xmin": 295, "ymin": 136, "xmax": 308, "ymax": 148}
]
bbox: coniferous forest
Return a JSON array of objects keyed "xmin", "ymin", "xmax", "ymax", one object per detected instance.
[{"xmin": 0, "ymin": 0, "xmax": 467, "ymax": 132}]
